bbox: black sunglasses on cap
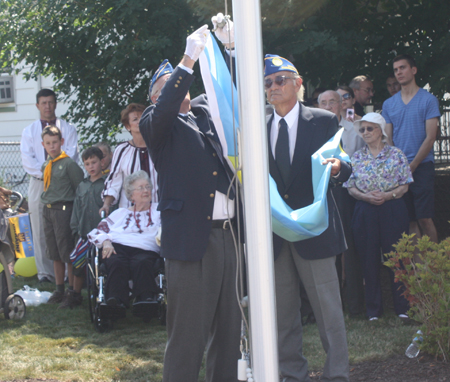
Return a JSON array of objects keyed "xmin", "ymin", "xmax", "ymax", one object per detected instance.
[{"xmin": 264, "ymin": 75, "xmax": 296, "ymax": 89}]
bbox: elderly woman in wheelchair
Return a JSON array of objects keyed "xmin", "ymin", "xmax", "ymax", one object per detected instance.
[{"xmin": 88, "ymin": 171, "xmax": 161, "ymax": 320}]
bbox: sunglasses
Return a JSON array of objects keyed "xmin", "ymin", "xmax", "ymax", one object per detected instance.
[
  {"xmin": 264, "ymin": 75, "xmax": 296, "ymax": 89},
  {"xmin": 359, "ymin": 126, "xmax": 378, "ymax": 133},
  {"xmin": 341, "ymin": 93, "xmax": 352, "ymax": 100}
]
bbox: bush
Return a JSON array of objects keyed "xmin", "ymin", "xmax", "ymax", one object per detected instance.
[{"xmin": 385, "ymin": 234, "xmax": 450, "ymax": 362}]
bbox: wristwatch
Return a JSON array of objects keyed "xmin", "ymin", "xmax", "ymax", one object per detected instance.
[{"xmin": 392, "ymin": 192, "xmax": 397, "ymax": 199}]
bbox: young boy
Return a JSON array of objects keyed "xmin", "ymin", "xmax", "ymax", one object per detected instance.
[
  {"xmin": 94, "ymin": 142, "xmax": 113, "ymax": 175},
  {"xmin": 40, "ymin": 125, "xmax": 84, "ymax": 304},
  {"xmin": 59, "ymin": 146, "xmax": 106, "ymax": 309}
]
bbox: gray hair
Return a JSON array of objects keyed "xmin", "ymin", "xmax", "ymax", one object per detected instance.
[
  {"xmin": 123, "ymin": 170, "xmax": 152, "ymax": 201},
  {"xmin": 349, "ymin": 75, "xmax": 372, "ymax": 90},
  {"xmin": 317, "ymin": 90, "xmax": 342, "ymax": 105}
]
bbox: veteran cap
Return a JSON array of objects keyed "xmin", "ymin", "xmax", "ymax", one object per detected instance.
[
  {"xmin": 149, "ymin": 59, "xmax": 174, "ymax": 99},
  {"xmin": 264, "ymin": 54, "xmax": 298, "ymax": 77}
]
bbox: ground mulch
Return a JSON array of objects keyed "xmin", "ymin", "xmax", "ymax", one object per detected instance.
[
  {"xmin": 3, "ymin": 354, "xmax": 449, "ymax": 382},
  {"xmin": 311, "ymin": 353, "xmax": 450, "ymax": 381}
]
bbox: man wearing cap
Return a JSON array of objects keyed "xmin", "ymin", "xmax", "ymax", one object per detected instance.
[
  {"xmin": 140, "ymin": 25, "xmax": 241, "ymax": 382},
  {"xmin": 265, "ymin": 55, "xmax": 351, "ymax": 381}
]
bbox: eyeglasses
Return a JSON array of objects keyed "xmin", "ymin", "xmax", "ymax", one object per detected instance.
[
  {"xmin": 132, "ymin": 184, "xmax": 152, "ymax": 192},
  {"xmin": 360, "ymin": 87, "xmax": 375, "ymax": 94},
  {"xmin": 264, "ymin": 75, "xmax": 296, "ymax": 89},
  {"xmin": 319, "ymin": 100, "xmax": 338, "ymax": 108},
  {"xmin": 359, "ymin": 126, "xmax": 378, "ymax": 133},
  {"xmin": 341, "ymin": 93, "xmax": 352, "ymax": 100}
]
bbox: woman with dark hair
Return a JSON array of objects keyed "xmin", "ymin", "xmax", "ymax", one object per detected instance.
[
  {"xmin": 101, "ymin": 103, "xmax": 158, "ymax": 215},
  {"xmin": 336, "ymin": 85, "xmax": 361, "ymax": 122}
]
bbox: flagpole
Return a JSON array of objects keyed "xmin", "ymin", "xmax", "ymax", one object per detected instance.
[{"xmin": 231, "ymin": 1, "xmax": 279, "ymax": 381}]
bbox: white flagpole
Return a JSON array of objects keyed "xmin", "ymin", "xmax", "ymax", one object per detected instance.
[{"xmin": 231, "ymin": 1, "xmax": 279, "ymax": 381}]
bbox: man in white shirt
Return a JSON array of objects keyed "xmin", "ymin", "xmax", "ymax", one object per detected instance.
[
  {"xmin": 319, "ymin": 90, "xmax": 366, "ymax": 317},
  {"xmin": 20, "ymin": 88, "xmax": 79, "ymax": 282}
]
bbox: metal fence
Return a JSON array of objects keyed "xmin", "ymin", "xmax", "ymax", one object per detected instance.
[
  {"xmin": 0, "ymin": 142, "xmax": 29, "ymax": 196},
  {"xmin": 1, "ymin": 108, "xmax": 450, "ymax": 196}
]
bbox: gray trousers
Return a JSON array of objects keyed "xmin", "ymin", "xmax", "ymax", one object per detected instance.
[
  {"xmin": 28, "ymin": 177, "xmax": 55, "ymax": 281},
  {"xmin": 162, "ymin": 227, "xmax": 241, "ymax": 382},
  {"xmin": 275, "ymin": 241, "xmax": 349, "ymax": 382}
]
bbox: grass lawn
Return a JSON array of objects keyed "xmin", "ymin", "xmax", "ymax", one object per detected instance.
[{"xmin": 0, "ymin": 275, "xmax": 419, "ymax": 381}]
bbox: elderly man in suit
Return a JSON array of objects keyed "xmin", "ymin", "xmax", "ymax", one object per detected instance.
[
  {"xmin": 139, "ymin": 25, "xmax": 241, "ymax": 382},
  {"xmin": 265, "ymin": 55, "xmax": 350, "ymax": 382}
]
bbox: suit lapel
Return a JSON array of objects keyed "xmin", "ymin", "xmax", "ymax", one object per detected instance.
[{"xmin": 285, "ymin": 103, "xmax": 315, "ymax": 189}]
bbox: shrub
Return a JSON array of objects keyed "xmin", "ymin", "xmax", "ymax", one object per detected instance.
[{"xmin": 384, "ymin": 234, "xmax": 450, "ymax": 362}]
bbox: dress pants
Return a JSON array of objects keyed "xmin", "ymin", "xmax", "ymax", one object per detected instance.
[
  {"xmin": 162, "ymin": 227, "xmax": 241, "ymax": 382},
  {"xmin": 332, "ymin": 186, "xmax": 364, "ymax": 316},
  {"xmin": 104, "ymin": 243, "xmax": 159, "ymax": 306},
  {"xmin": 275, "ymin": 241, "xmax": 349, "ymax": 382},
  {"xmin": 28, "ymin": 177, "xmax": 55, "ymax": 281},
  {"xmin": 352, "ymin": 199, "xmax": 410, "ymax": 318}
]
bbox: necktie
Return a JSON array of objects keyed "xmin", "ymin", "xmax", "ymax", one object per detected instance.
[{"xmin": 275, "ymin": 118, "xmax": 291, "ymax": 186}]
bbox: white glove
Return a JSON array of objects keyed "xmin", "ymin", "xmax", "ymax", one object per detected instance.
[
  {"xmin": 184, "ymin": 24, "xmax": 210, "ymax": 62},
  {"xmin": 211, "ymin": 13, "xmax": 234, "ymax": 45},
  {"xmin": 155, "ymin": 226, "xmax": 162, "ymax": 247}
]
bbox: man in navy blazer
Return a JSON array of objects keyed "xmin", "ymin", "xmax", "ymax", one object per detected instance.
[
  {"xmin": 265, "ymin": 55, "xmax": 350, "ymax": 382},
  {"xmin": 140, "ymin": 25, "xmax": 241, "ymax": 382}
]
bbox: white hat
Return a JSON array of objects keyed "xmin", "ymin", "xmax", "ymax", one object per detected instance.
[{"xmin": 354, "ymin": 112, "xmax": 388, "ymax": 140}]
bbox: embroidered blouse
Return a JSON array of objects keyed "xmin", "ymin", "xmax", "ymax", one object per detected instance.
[
  {"xmin": 343, "ymin": 144, "xmax": 413, "ymax": 193},
  {"xmin": 102, "ymin": 141, "xmax": 159, "ymax": 208},
  {"xmin": 87, "ymin": 205, "xmax": 160, "ymax": 253}
]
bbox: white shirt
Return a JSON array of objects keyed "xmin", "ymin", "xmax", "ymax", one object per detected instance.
[
  {"xmin": 270, "ymin": 102, "xmax": 300, "ymax": 163},
  {"xmin": 103, "ymin": 141, "xmax": 159, "ymax": 207},
  {"xmin": 20, "ymin": 118, "xmax": 79, "ymax": 178},
  {"xmin": 87, "ymin": 206, "xmax": 160, "ymax": 253},
  {"xmin": 339, "ymin": 117, "xmax": 365, "ymax": 158}
]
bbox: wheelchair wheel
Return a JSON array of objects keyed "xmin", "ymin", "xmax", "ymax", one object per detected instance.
[
  {"xmin": 86, "ymin": 246, "xmax": 98, "ymax": 323},
  {"xmin": 4, "ymin": 294, "xmax": 26, "ymax": 320},
  {"xmin": 94, "ymin": 304, "xmax": 113, "ymax": 333},
  {"xmin": 158, "ymin": 294, "xmax": 167, "ymax": 326}
]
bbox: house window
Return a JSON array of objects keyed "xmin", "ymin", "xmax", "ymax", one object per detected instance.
[{"xmin": 0, "ymin": 76, "xmax": 14, "ymax": 103}]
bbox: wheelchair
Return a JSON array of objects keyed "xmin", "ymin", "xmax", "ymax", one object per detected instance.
[
  {"xmin": 0, "ymin": 191, "xmax": 26, "ymax": 320},
  {"xmin": 86, "ymin": 245, "xmax": 166, "ymax": 332}
]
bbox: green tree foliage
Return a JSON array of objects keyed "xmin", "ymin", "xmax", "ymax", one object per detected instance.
[
  {"xmin": 1, "ymin": 0, "xmax": 449, "ymax": 142},
  {"xmin": 0, "ymin": 0, "xmax": 196, "ymax": 143},
  {"xmin": 261, "ymin": 0, "xmax": 450, "ymax": 105}
]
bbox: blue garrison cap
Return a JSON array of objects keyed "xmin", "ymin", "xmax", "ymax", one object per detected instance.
[
  {"xmin": 149, "ymin": 59, "xmax": 173, "ymax": 99},
  {"xmin": 264, "ymin": 54, "xmax": 299, "ymax": 77}
]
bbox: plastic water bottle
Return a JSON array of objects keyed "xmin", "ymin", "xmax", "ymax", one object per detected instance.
[{"xmin": 405, "ymin": 330, "xmax": 423, "ymax": 358}]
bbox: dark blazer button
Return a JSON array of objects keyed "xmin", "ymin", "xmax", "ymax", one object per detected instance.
[
  {"xmin": 213, "ymin": 153, "xmax": 217, "ymax": 157},
  {"xmin": 174, "ymin": 84, "xmax": 179, "ymax": 88},
  {"xmin": 213, "ymin": 171, "xmax": 218, "ymax": 176},
  {"xmin": 210, "ymin": 193, "xmax": 214, "ymax": 198},
  {"xmin": 207, "ymin": 216, "xmax": 211, "ymax": 220},
  {"xmin": 284, "ymin": 194, "xmax": 289, "ymax": 199},
  {"xmin": 179, "ymin": 76, "xmax": 183, "ymax": 80}
]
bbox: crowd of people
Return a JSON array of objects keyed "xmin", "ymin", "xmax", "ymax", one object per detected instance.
[{"xmin": 15, "ymin": 14, "xmax": 441, "ymax": 382}]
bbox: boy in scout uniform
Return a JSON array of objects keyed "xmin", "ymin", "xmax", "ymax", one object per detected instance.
[{"xmin": 40, "ymin": 125, "xmax": 84, "ymax": 304}]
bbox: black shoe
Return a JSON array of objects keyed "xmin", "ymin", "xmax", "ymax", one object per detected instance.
[
  {"xmin": 39, "ymin": 276, "xmax": 53, "ymax": 284},
  {"xmin": 132, "ymin": 298, "xmax": 158, "ymax": 318},
  {"xmin": 106, "ymin": 297, "xmax": 126, "ymax": 309}
]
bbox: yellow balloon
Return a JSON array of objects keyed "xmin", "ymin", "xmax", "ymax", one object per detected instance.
[
  {"xmin": 14, "ymin": 257, "xmax": 37, "ymax": 278},
  {"xmin": 0, "ymin": 263, "xmax": 3, "ymax": 273}
]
